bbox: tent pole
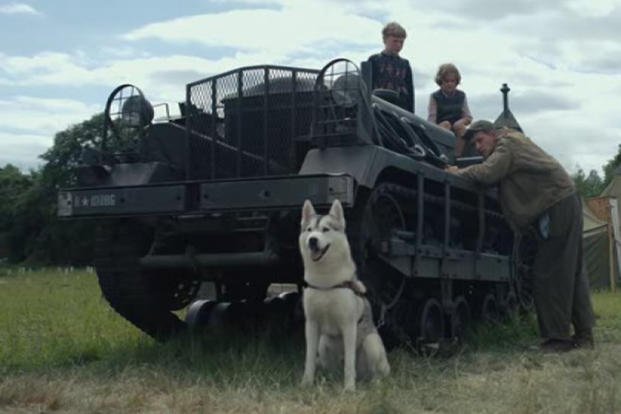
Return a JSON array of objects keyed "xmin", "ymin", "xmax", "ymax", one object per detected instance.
[
  {"xmin": 607, "ymin": 198, "xmax": 619, "ymax": 293},
  {"xmin": 608, "ymin": 221, "xmax": 616, "ymax": 292}
]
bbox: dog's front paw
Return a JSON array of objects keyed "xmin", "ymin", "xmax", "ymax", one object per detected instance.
[
  {"xmin": 300, "ymin": 375, "xmax": 314, "ymax": 387},
  {"xmin": 343, "ymin": 382, "xmax": 356, "ymax": 392}
]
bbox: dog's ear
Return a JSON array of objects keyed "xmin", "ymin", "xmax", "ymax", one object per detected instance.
[
  {"xmin": 328, "ymin": 199, "xmax": 345, "ymax": 228},
  {"xmin": 301, "ymin": 199, "xmax": 316, "ymax": 226}
]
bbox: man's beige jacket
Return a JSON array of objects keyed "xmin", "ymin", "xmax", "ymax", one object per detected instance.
[{"xmin": 455, "ymin": 129, "xmax": 575, "ymax": 230}]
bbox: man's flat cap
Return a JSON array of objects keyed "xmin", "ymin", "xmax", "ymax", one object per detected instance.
[{"xmin": 463, "ymin": 119, "xmax": 495, "ymax": 140}]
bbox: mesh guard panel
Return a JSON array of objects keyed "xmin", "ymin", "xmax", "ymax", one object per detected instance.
[{"xmin": 186, "ymin": 66, "xmax": 319, "ymax": 180}]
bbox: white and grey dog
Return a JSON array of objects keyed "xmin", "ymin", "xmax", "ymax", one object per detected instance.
[{"xmin": 299, "ymin": 199, "xmax": 390, "ymax": 391}]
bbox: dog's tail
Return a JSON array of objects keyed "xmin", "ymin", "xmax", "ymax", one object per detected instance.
[
  {"xmin": 364, "ymin": 333, "xmax": 391, "ymax": 378},
  {"xmin": 351, "ymin": 280, "xmax": 367, "ymax": 295}
]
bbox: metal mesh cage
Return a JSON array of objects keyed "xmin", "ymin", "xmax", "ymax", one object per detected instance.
[
  {"xmin": 185, "ymin": 66, "xmax": 319, "ymax": 180},
  {"xmin": 103, "ymin": 84, "xmax": 154, "ymax": 155},
  {"xmin": 312, "ymin": 59, "xmax": 373, "ymax": 146}
]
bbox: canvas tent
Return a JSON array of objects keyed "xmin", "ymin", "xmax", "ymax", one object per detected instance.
[
  {"xmin": 600, "ymin": 172, "xmax": 621, "ymax": 290},
  {"xmin": 582, "ymin": 200, "xmax": 617, "ymax": 289},
  {"xmin": 601, "ymin": 167, "xmax": 621, "ymax": 199},
  {"xmin": 584, "ymin": 168, "xmax": 621, "ymax": 290}
]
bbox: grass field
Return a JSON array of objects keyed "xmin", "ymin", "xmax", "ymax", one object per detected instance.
[{"xmin": 1, "ymin": 267, "xmax": 620, "ymax": 414}]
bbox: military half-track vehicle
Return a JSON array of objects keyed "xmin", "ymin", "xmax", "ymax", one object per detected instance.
[{"xmin": 58, "ymin": 58, "xmax": 533, "ymax": 345}]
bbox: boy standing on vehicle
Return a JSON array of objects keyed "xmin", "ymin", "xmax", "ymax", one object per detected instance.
[
  {"xmin": 366, "ymin": 22, "xmax": 414, "ymax": 113},
  {"xmin": 446, "ymin": 120, "xmax": 595, "ymax": 352}
]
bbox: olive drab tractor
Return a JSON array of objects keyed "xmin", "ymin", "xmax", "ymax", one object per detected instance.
[{"xmin": 58, "ymin": 58, "xmax": 533, "ymax": 345}]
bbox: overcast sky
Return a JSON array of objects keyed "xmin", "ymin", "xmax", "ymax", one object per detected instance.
[{"xmin": 1, "ymin": 0, "xmax": 620, "ymax": 175}]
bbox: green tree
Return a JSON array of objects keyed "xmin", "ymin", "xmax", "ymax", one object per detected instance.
[
  {"xmin": 0, "ymin": 113, "xmax": 105, "ymax": 264},
  {"xmin": 0, "ymin": 165, "xmax": 33, "ymax": 230},
  {"xmin": 39, "ymin": 112, "xmax": 105, "ymax": 188},
  {"xmin": 0, "ymin": 165, "xmax": 36, "ymax": 261},
  {"xmin": 603, "ymin": 143, "xmax": 621, "ymax": 187},
  {"xmin": 30, "ymin": 113, "xmax": 106, "ymax": 264},
  {"xmin": 572, "ymin": 168, "xmax": 605, "ymax": 198}
]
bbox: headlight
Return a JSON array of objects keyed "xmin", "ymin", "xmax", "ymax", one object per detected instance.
[
  {"xmin": 331, "ymin": 72, "xmax": 361, "ymax": 108},
  {"xmin": 317, "ymin": 58, "xmax": 363, "ymax": 108}
]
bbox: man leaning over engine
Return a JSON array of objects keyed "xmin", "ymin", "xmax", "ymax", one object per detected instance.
[{"xmin": 446, "ymin": 120, "xmax": 595, "ymax": 352}]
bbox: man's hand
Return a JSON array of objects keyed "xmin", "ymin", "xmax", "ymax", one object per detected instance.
[{"xmin": 445, "ymin": 165, "xmax": 460, "ymax": 174}]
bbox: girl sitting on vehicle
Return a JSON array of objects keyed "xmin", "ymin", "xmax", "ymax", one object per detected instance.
[{"xmin": 427, "ymin": 63, "xmax": 472, "ymax": 157}]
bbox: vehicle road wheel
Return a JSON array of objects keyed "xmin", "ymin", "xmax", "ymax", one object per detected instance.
[
  {"xmin": 501, "ymin": 291, "xmax": 519, "ymax": 321},
  {"xmin": 450, "ymin": 296, "xmax": 471, "ymax": 340},
  {"xmin": 348, "ymin": 185, "xmax": 408, "ymax": 345},
  {"xmin": 186, "ymin": 299, "xmax": 218, "ymax": 329},
  {"xmin": 417, "ymin": 298, "xmax": 445, "ymax": 345},
  {"xmin": 514, "ymin": 233, "xmax": 536, "ymax": 313},
  {"xmin": 480, "ymin": 293, "xmax": 500, "ymax": 323}
]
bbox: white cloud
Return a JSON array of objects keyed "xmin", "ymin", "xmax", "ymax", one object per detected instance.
[
  {"xmin": 566, "ymin": 0, "xmax": 621, "ymax": 16},
  {"xmin": 0, "ymin": 96, "xmax": 99, "ymax": 135},
  {"xmin": 0, "ymin": 96, "xmax": 101, "ymax": 169},
  {"xmin": 207, "ymin": 0, "xmax": 283, "ymax": 5},
  {"xmin": 0, "ymin": 132, "xmax": 49, "ymax": 170},
  {"xmin": 122, "ymin": 6, "xmax": 380, "ymax": 57},
  {"xmin": 0, "ymin": 50, "xmax": 323, "ymax": 104},
  {"xmin": 1, "ymin": 0, "xmax": 620, "ymax": 174},
  {"xmin": 0, "ymin": 2, "xmax": 39, "ymax": 15}
]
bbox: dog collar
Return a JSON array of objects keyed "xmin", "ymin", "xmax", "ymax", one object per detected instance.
[{"xmin": 303, "ymin": 280, "xmax": 366, "ymax": 297}]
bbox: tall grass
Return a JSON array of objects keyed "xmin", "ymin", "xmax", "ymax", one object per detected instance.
[
  {"xmin": 0, "ymin": 267, "xmax": 144, "ymax": 373},
  {"xmin": 1, "ymin": 268, "xmax": 619, "ymax": 413}
]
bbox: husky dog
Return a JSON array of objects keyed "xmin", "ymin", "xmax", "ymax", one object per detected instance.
[{"xmin": 299, "ymin": 199, "xmax": 390, "ymax": 391}]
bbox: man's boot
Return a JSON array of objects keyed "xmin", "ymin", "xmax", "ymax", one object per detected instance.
[
  {"xmin": 539, "ymin": 338, "xmax": 575, "ymax": 353},
  {"xmin": 572, "ymin": 329, "xmax": 594, "ymax": 349}
]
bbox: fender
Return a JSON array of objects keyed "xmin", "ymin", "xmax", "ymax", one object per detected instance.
[{"xmin": 299, "ymin": 145, "xmax": 458, "ymax": 190}]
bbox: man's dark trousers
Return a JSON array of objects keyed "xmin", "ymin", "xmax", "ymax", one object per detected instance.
[{"xmin": 532, "ymin": 193, "xmax": 594, "ymax": 340}]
